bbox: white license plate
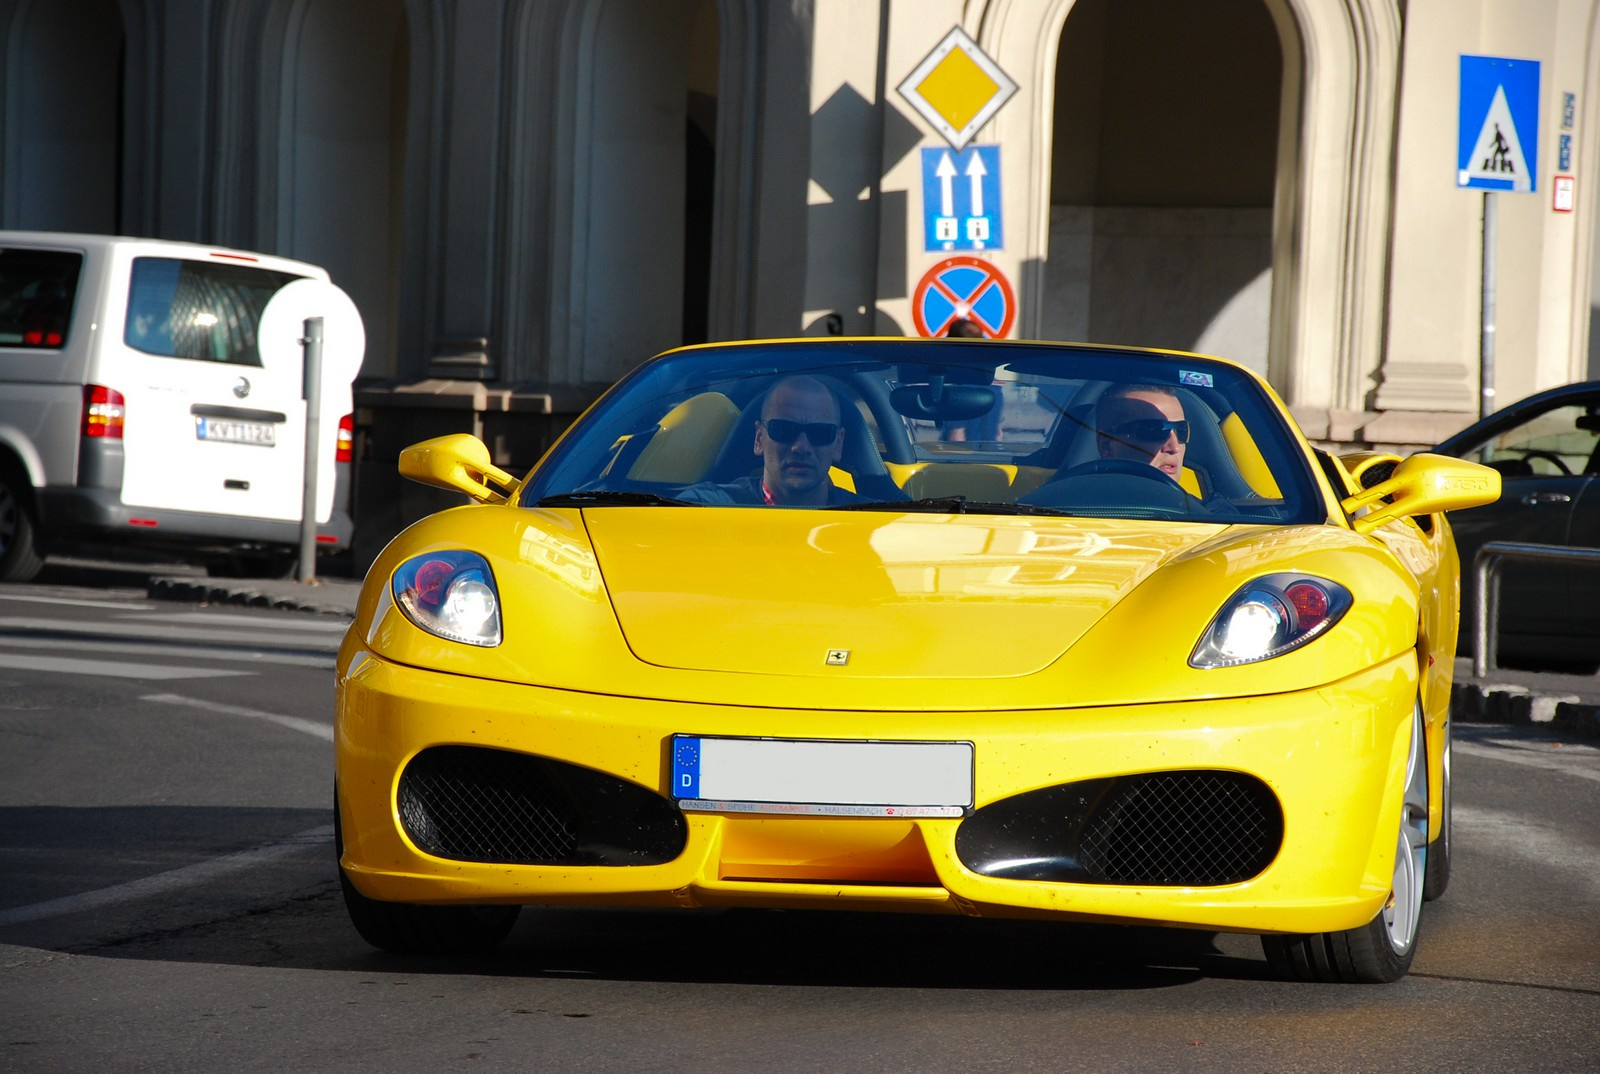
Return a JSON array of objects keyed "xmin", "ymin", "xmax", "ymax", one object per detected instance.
[
  {"xmin": 671, "ymin": 736, "xmax": 973, "ymax": 817},
  {"xmin": 195, "ymin": 416, "xmax": 276, "ymax": 446}
]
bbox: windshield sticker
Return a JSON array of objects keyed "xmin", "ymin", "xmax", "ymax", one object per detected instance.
[{"xmin": 1179, "ymin": 370, "xmax": 1214, "ymax": 388}]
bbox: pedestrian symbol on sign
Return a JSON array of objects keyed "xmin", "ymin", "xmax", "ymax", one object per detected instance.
[{"xmin": 1482, "ymin": 124, "xmax": 1513, "ymax": 174}]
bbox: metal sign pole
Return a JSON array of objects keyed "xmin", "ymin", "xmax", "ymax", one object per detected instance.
[
  {"xmin": 297, "ymin": 316, "xmax": 324, "ymax": 584},
  {"xmin": 1479, "ymin": 191, "xmax": 1497, "ymax": 420}
]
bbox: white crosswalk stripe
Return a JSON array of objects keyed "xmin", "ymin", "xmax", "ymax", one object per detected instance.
[
  {"xmin": 0, "ymin": 595, "xmax": 344, "ymax": 680},
  {"xmin": 0, "ymin": 632, "xmax": 335, "ymax": 669},
  {"xmin": 0, "ymin": 653, "xmax": 250, "ymax": 679}
]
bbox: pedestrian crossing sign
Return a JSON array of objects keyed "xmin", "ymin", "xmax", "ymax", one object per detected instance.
[{"xmin": 1458, "ymin": 55, "xmax": 1540, "ymax": 193}]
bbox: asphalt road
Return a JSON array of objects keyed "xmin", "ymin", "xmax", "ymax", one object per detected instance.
[{"xmin": 2, "ymin": 563, "xmax": 1598, "ymax": 1073}]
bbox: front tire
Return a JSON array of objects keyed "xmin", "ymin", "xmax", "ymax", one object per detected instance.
[
  {"xmin": 335, "ymin": 785, "xmax": 520, "ymax": 954},
  {"xmin": 1262, "ymin": 701, "xmax": 1429, "ymax": 983}
]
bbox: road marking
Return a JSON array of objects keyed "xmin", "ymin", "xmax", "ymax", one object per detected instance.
[
  {"xmin": 142, "ymin": 692, "xmax": 334, "ymax": 741},
  {"xmin": 1455, "ymin": 805, "xmax": 1600, "ymax": 895},
  {"xmin": 0, "ymin": 634, "xmax": 334, "ymax": 669},
  {"xmin": 3, "ymin": 617, "xmax": 338, "ymax": 650},
  {"xmin": 1456, "ymin": 740, "xmax": 1600, "ymax": 784},
  {"xmin": 0, "ymin": 825, "xmax": 333, "ymax": 927},
  {"xmin": 0, "ymin": 653, "xmax": 248, "ymax": 680}
]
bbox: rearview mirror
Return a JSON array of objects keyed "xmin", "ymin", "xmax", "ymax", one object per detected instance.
[
  {"xmin": 399, "ymin": 433, "xmax": 520, "ymax": 504},
  {"xmin": 1341, "ymin": 453, "xmax": 1500, "ymax": 534},
  {"xmin": 890, "ymin": 382, "xmax": 998, "ymax": 421}
]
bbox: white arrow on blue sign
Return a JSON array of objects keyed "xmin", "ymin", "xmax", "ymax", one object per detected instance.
[
  {"xmin": 1458, "ymin": 55, "xmax": 1540, "ymax": 193},
  {"xmin": 922, "ymin": 146, "xmax": 1003, "ymax": 251}
]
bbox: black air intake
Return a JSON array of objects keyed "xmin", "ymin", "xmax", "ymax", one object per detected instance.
[
  {"xmin": 957, "ymin": 770, "xmax": 1282, "ymax": 886},
  {"xmin": 398, "ymin": 745, "xmax": 686, "ymax": 866}
]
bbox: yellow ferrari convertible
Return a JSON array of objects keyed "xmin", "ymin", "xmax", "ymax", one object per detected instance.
[{"xmin": 334, "ymin": 339, "xmax": 1499, "ymax": 982}]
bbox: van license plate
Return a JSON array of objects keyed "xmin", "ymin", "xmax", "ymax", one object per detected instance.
[{"xmin": 195, "ymin": 417, "xmax": 276, "ymax": 446}]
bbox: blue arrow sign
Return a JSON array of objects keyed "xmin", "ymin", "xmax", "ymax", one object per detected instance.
[
  {"xmin": 922, "ymin": 146, "xmax": 1004, "ymax": 251},
  {"xmin": 1458, "ymin": 55, "xmax": 1540, "ymax": 193}
]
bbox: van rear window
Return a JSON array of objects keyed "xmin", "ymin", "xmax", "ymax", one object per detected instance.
[
  {"xmin": 0, "ymin": 248, "xmax": 82, "ymax": 349},
  {"xmin": 123, "ymin": 257, "xmax": 300, "ymax": 366}
]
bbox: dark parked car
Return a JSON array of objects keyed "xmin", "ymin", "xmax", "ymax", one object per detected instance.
[{"xmin": 1434, "ymin": 381, "xmax": 1600, "ymax": 671}]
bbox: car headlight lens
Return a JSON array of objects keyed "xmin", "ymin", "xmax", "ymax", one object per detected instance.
[
  {"xmin": 1190, "ymin": 573, "xmax": 1350, "ymax": 668},
  {"xmin": 393, "ymin": 551, "xmax": 502, "ymax": 647}
]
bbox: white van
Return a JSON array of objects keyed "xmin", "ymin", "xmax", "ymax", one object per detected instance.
[{"xmin": 0, "ymin": 232, "xmax": 363, "ymax": 581}]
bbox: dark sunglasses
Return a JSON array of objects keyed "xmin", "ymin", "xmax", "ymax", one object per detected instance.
[
  {"xmin": 762, "ymin": 419, "xmax": 840, "ymax": 445},
  {"xmin": 1109, "ymin": 418, "xmax": 1190, "ymax": 445}
]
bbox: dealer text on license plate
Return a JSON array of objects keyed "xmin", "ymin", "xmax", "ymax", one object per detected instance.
[
  {"xmin": 195, "ymin": 416, "xmax": 276, "ymax": 446},
  {"xmin": 671, "ymin": 736, "xmax": 973, "ymax": 817}
]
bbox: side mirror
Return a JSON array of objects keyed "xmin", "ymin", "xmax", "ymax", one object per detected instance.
[
  {"xmin": 398, "ymin": 434, "xmax": 519, "ymax": 504},
  {"xmin": 1341, "ymin": 453, "xmax": 1500, "ymax": 534}
]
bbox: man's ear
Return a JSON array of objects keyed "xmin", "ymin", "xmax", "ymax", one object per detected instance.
[
  {"xmin": 752, "ymin": 425, "xmax": 765, "ymax": 456},
  {"xmin": 1097, "ymin": 435, "xmax": 1113, "ymax": 459}
]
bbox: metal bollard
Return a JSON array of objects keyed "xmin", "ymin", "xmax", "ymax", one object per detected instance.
[
  {"xmin": 1473, "ymin": 540, "xmax": 1600, "ymax": 677},
  {"xmin": 297, "ymin": 316, "xmax": 324, "ymax": 584}
]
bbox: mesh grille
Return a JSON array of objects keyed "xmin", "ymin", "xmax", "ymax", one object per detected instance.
[
  {"xmin": 1079, "ymin": 771, "xmax": 1279, "ymax": 886},
  {"xmin": 398, "ymin": 746, "xmax": 685, "ymax": 866},
  {"xmin": 400, "ymin": 747, "xmax": 578, "ymax": 862}
]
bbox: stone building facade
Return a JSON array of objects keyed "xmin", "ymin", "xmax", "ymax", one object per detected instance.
[{"xmin": 4, "ymin": 0, "xmax": 1598, "ymax": 556}]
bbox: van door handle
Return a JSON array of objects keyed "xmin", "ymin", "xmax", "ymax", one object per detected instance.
[{"xmin": 1520, "ymin": 492, "xmax": 1571, "ymax": 505}]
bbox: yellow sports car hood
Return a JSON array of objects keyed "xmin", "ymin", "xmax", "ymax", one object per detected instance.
[
  {"xmin": 350, "ymin": 504, "xmax": 1424, "ymax": 710},
  {"xmin": 583, "ymin": 510, "xmax": 1219, "ymax": 678}
]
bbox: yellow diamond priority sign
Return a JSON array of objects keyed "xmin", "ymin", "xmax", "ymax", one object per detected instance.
[{"xmin": 897, "ymin": 26, "xmax": 1018, "ymax": 151}]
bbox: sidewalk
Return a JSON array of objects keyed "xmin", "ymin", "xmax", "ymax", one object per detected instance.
[
  {"xmin": 1450, "ymin": 657, "xmax": 1600, "ymax": 739},
  {"xmin": 142, "ymin": 571, "xmax": 1600, "ymax": 739}
]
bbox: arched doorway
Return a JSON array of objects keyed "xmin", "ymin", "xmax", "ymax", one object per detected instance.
[
  {"xmin": 1042, "ymin": 0, "xmax": 1282, "ymax": 377},
  {"xmin": 565, "ymin": 0, "xmax": 720, "ymax": 384},
  {"xmin": 1, "ymin": 0, "xmax": 122, "ymax": 231},
  {"xmin": 279, "ymin": 0, "xmax": 408, "ymax": 378}
]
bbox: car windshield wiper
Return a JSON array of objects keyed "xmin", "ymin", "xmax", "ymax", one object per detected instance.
[
  {"xmin": 832, "ymin": 496, "xmax": 1070, "ymax": 517},
  {"xmin": 537, "ymin": 491, "xmax": 699, "ymax": 508}
]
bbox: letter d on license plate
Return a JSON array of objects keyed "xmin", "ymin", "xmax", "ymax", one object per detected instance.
[{"xmin": 671, "ymin": 735, "xmax": 973, "ymax": 817}]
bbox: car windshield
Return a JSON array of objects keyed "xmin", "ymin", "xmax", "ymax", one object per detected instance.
[{"xmin": 519, "ymin": 340, "xmax": 1326, "ymax": 525}]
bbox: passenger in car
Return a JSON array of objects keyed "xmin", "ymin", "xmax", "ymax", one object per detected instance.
[{"xmin": 678, "ymin": 375, "xmax": 866, "ymax": 506}]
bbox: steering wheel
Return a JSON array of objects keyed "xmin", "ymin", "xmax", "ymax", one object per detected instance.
[
  {"xmin": 1054, "ymin": 458, "xmax": 1183, "ymax": 485},
  {"xmin": 1517, "ymin": 449, "xmax": 1572, "ymax": 475}
]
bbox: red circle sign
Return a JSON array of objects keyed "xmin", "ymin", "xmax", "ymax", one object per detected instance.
[{"xmin": 911, "ymin": 256, "xmax": 1017, "ymax": 339}]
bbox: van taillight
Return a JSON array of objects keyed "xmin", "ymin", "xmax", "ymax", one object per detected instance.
[
  {"xmin": 83, "ymin": 385, "xmax": 126, "ymax": 439},
  {"xmin": 336, "ymin": 413, "xmax": 354, "ymax": 463}
]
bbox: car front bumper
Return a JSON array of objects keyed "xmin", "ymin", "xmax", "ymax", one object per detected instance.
[{"xmin": 335, "ymin": 645, "xmax": 1419, "ymax": 936}]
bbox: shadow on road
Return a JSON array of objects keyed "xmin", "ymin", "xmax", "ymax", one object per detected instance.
[{"xmin": 0, "ymin": 798, "xmax": 1273, "ymax": 990}]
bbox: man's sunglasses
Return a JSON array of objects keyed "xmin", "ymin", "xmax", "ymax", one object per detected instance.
[
  {"xmin": 762, "ymin": 419, "xmax": 840, "ymax": 445},
  {"xmin": 1108, "ymin": 418, "xmax": 1190, "ymax": 445}
]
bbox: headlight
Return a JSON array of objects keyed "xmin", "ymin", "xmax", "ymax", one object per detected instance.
[
  {"xmin": 393, "ymin": 551, "xmax": 503, "ymax": 647},
  {"xmin": 1189, "ymin": 573, "xmax": 1351, "ymax": 668}
]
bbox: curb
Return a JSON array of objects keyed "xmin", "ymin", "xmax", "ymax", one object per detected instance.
[
  {"xmin": 146, "ymin": 577, "xmax": 355, "ymax": 618},
  {"xmin": 1451, "ymin": 681, "xmax": 1600, "ymax": 739}
]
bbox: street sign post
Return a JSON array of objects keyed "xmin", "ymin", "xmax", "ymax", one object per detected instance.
[{"xmin": 1458, "ymin": 55, "xmax": 1541, "ymax": 418}]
